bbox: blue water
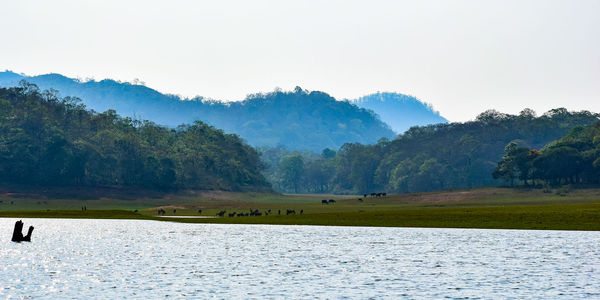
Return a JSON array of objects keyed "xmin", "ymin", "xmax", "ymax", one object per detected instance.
[{"xmin": 1, "ymin": 219, "xmax": 598, "ymax": 299}]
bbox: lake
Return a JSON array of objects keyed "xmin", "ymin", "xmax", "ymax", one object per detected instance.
[{"xmin": 0, "ymin": 219, "xmax": 598, "ymax": 299}]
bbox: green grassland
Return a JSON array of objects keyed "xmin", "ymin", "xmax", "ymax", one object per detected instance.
[{"xmin": 1, "ymin": 187, "xmax": 599, "ymax": 230}]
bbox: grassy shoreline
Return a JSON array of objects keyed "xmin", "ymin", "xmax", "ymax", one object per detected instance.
[
  {"xmin": 1, "ymin": 187, "xmax": 599, "ymax": 230},
  {"xmin": 1, "ymin": 202, "xmax": 599, "ymax": 231}
]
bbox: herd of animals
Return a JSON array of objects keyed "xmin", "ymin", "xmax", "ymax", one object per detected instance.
[{"xmin": 155, "ymin": 192, "xmax": 388, "ymax": 217}]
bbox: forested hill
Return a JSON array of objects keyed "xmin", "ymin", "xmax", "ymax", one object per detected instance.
[
  {"xmin": 0, "ymin": 71, "xmax": 396, "ymax": 151},
  {"xmin": 493, "ymin": 121, "xmax": 600, "ymax": 186},
  {"xmin": 261, "ymin": 108, "xmax": 599, "ymax": 194},
  {"xmin": 352, "ymin": 92, "xmax": 447, "ymax": 133},
  {"xmin": 0, "ymin": 85, "xmax": 270, "ymax": 191}
]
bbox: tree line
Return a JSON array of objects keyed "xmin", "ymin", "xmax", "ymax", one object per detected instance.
[
  {"xmin": 261, "ymin": 108, "xmax": 600, "ymax": 194},
  {"xmin": 0, "ymin": 84, "xmax": 270, "ymax": 191},
  {"xmin": 494, "ymin": 122, "xmax": 600, "ymax": 186}
]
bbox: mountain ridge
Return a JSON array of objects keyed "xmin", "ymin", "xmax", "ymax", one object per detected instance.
[
  {"xmin": 352, "ymin": 92, "xmax": 447, "ymax": 133},
  {"xmin": 0, "ymin": 71, "xmax": 447, "ymax": 151}
]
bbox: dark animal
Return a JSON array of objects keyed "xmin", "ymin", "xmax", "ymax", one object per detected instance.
[
  {"xmin": 286, "ymin": 209, "xmax": 296, "ymax": 215},
  {"xmin": 173, "ymin": 209, "xmax": 176, "ymax": 214},
  {"xmin": 278, "ymin": 210, "xmax": 281, "ymax": 215},
  {"xmin": 216, "ymin": 210, "xmax": 226, "ymax": 217},
  {"xmin": 321, "ymin": 200, "xmax": 328, "ymax": 205},
  {"xmin": 364, "ymin": 194, "xmax": 367, "ymax": 198},
  {"xmin": 198, "ymin": 209, "xmax": 202, "ymax": 214},
  {"xmin": 370, "ymin": 193, "xmax": 376, "ymax": 197},
  {"xmin": 12, "ymin": 220, "xmax": 34, "ymax": 242},
  {"xmin": 358, "ymin": 198, "xmax": 363, "ymax": 202},
  {"xmin": 300, "ymin": 209, "xmax": 303, "ymax": 214},
  {"xmin": 229, "ymin": 212, "xmax": 236, "ymax": 217},
  {"xmin": 328, "ymin": 199, "xmax": 336, "ymax": 203},
  {"xmin": 382, "ymin": 193, "xmax": 387, "ymax": 197}
]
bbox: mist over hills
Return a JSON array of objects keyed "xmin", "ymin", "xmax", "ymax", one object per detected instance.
[
  {"xmin": 0, "ymin": 71, "xmax": 447, "ymax": 151},
  {"xmin": 353, "ymin": 92, "xmax": 447, "ymax": 133}
]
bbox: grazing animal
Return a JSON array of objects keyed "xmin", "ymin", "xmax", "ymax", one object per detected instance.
[
  {"xmin": 278, "ymin": 210, "xmax": 281, "ymax": 215},
  {"xmin": 198, "ymin": 209, "xmax": 202, "ymax": 214},
  {"xmin": 358, "ymin": 198, "xmax": 363, "ymax": 202},
  {"xmin": 173, "ymin": 209, "xmax": 176, "ymax": 214},
  {"xmin": 321, "ymin": 200, "xmax": 328, "ymax": 205},
  {"xmin": 370, "ymin": 193, "xmax": 376, "ymax": 197},
  {"xmin": 328, "ymin": 199, "xmax": 336, "ymax": 203},
  {"xmin": 382, "ymin": 192, "xmax": 387, "ymax": 197},
  {"xmin": 216, "ymin": 210, "xmax": 226, "ymax": 217},
  {"xmin": 229, "ymin": 212, "xmax": 236, "ymax": 217},
  {"xmin": 300, "ymin": 209, "xmax": 303, "ymax": 214},
  {"xmin": 364, "ymin": 194, "xmax": 367, "ymax": 198},
  {"xmin": 286, "ymin": 209, "xmax": 296, "ymax": 215}
]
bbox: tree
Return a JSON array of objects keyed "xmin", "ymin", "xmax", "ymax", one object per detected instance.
[
  {"xmin": 493, "ymin": 142, "xmax": 519, "ymax": 186},
  {"xmin": 279, "ymin": 154, "xmax": 304, "ymax": 193}
]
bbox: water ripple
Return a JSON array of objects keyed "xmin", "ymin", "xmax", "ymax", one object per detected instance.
[{"xmin": 0, "ymin": 219, "xmax": 598, "ymax": 299}]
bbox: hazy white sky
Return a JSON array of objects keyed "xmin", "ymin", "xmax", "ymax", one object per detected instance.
[{"xmin": 1, "ymin": 0, "xmax": 598, "ymax": 121}]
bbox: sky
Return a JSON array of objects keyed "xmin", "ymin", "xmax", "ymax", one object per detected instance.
[{"xmin": 0, "ymin": 0, "xmax": 598, "ymax": 122}]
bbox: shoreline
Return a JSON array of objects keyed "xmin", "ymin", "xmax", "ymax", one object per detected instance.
[{"xmin": 1, "ymin": 202, "xmax": 599, "ymax": 231}]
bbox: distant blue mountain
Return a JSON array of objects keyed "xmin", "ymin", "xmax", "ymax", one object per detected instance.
[
  {"xmin": 0, "ymin": 71, "xmax": 183, "ymax": 119},
  {"xmin": 352, "ymin": 92, "xmax": 447, "ymax": 133},
  {"xmin": 0, "ymin": 71, "xmax": 398, "ymax": 151}
]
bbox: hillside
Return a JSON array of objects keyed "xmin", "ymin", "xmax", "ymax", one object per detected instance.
[
  {"xmin": 0, "ymin": 71, "xmax": 396, "ymax": 151},
  {"xmin": 262, "ymin": 108, "xmax": 600, "ymax": 194},
  {"xmin": 353, "ymin": 92, "xmax": 448, "ymax": 133},
  {"xmin": 493, "ymin": 121, "xmax": 600, "ymax": 186},
  {"xmin": 0, "ymin": 85, "xmax": 270, "ymax": 191}
]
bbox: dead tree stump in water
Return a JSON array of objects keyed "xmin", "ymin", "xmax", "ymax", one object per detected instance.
[{"xmin": 11, "ymin": 220, "xmax": 34, "ymax": 242}]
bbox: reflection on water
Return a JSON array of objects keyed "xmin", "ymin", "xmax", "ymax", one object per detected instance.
[{"xmin": 0, "ymin": 219, "xmax": 598, "ymax": 299}]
